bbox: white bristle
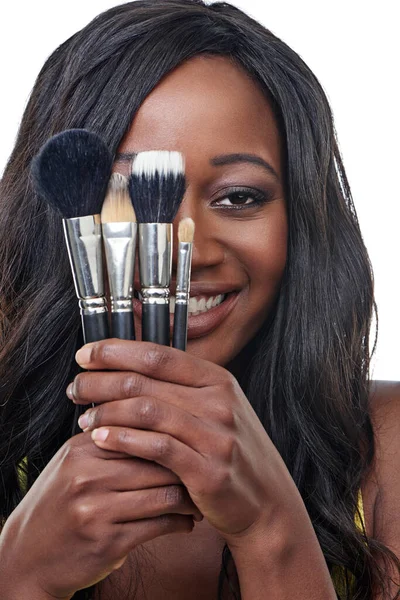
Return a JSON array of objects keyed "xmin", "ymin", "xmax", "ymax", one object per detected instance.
[{"xmin": 132, "ymin": 151, "xmax": 185, "ymax": 178}]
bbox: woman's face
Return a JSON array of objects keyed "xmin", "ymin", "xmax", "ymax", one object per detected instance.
[{"xmin": 115, "ymin": 56, "xmax": 287, "ymax": 366}]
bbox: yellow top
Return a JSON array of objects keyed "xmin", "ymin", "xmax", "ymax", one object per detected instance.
[
  {"xmin": 355, "ymin": 487, "xmax": 365, "ymax": 532},
  {"xmin": 331, "ymin": 488, "xmax": 366, "ymax": 598},
  {"xmin": 16, "ymin": 459, "xmax": 365, "ymax": 596},
  {"xmin": 17, "ymin": 455, "xmax": 28, "ymax": 492}
]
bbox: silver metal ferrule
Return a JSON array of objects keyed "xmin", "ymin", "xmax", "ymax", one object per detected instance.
[
  {"xmin": 63, "ymin": 215, "xmax": 107, "ymax": 316},
  {"xmin": 139, "ymin": 223, "xmax": 172, "ymax": 305},
  {"xmin": 175, "ymin": 242, "xmax": 193, "ymax": 305},
  {"xmin": 102, "ymin": 222, "xmax": 137, "ymax": 313},
  {"xmin": 142, "ymin": 287, "xmax": 170, "ymax": 305}
]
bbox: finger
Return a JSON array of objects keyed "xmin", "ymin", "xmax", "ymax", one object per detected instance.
[
  {"xmin": 67, "ymin": 431, "xmax": 131, "ymax": 461},
  {"xmin": 75, "ymin": 339, "xmax": 225, "ymax": 387},
  {"xmin": 91, "ymin": 427, "xmax": 205, "ymax": 490},
  {"xmin": 69, "ymin": 433, "xmax": 181, "ymax": 488},
  {"xmin": 68, "ymin": 370, "xmax": 188, "ymax": 406},
  {"xmin": 98, "ymin": 457, "xmax": 181, "ymax": 491},
  {"xmin": 114, "ymin": 514, "xmax": 195, "ymax": 555},
  {"xmin": 79, "ymin": 397, "xmax": 215, "ymax": 453},
  {"xmin": 112, "ymin": 459, "xmax": 181, "ymax": 491},
  {"xmin": 111, "ymin": 485, "xmax": 202, "ymax": 523}
]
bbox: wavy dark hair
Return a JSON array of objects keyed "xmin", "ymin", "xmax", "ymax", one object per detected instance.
[{"xmin": 0, "ymin": 1, "xmax": 398, "ymax": 599}]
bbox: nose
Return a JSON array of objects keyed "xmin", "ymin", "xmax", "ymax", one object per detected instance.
[{"xmin": 172, "ymin": 194, "xmax": 225, "ymax": 273}]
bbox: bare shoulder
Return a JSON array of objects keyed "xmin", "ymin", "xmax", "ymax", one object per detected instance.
[
  {"xmin": 364, "ymin": 380, "xmax": 400, "ymax": 541},
  {"xmin": 369, "ymin": 379, "xmax": 400, "ymax": 414},
  {"xmin": 369, "ymin": 380, "xmax": 400, "ymax": 458}
]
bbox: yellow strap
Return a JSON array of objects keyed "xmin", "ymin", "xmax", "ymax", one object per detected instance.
[
  {"xmin": 17, "ymin": 456, "xmax": 28, "ymax": 495},
  {"xmin": 1, "ymin": 458, "xmax": 28, "ymax": 530},
  {"xmin": 331, "ymin": 489, "xmax": 366, "ymax": 598},
  {"xmin": 355, "ymin": 488, "xmax": 365, "ymax": 533}
]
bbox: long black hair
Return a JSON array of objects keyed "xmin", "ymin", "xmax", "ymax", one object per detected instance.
[{"xmin": 0, "ymin": 1, "xmax": 398, "ymax": 599}]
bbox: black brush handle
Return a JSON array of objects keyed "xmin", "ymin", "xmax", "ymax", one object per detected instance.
[
  {"xmin": 142, "ymin": 303, "xmax": 169, "ymax": 346},
  {"xmin": 172, "ymin": 303, "xmax": 188, "ymax": 351},
  {"xmin": 82, "ymin": 312, "xmax": 110, "ymax": 343},
  {"xmin": 72, "ymin": 312, "xmax": 110, "ymax": 438},
  {"xmin": 111, "ymin": 311, "xmax": 135, "ymax": 340}
]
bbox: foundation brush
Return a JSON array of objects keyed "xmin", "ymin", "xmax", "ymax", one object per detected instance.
[
  {"xmin": 129, "ymin": 151, "xmax": 186, "ymax": 345},
  {"xmin": 101, "ymin": 173, "xmax": 137, "ymax": 340},
  {"xmin": 31, "ymin": 128, "xmax": 113, "ymax": 344},
  {"xmin": 172, "ymin": 218, "xmax": 195, "ymax": 351}
]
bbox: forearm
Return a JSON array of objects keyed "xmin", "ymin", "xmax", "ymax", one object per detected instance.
[
  {"xmin": 0, "ymin": 533, "xmax": 73, "ymax": 600},
  {"xmin": 0, "ymin": 578, "xmax": 70, "ymax": 600},
  {"xmin": 227, "ymin": 506, "xmax": 337, "ymax": 600}
]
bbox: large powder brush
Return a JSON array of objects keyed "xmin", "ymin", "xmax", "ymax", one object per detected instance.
[{"xmin": 31, "ymin": 128, "xmax": 113, "ymax": 343}]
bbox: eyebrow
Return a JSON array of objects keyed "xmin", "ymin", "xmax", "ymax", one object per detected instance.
[
  {"xmin": 210, "ymin": 153, "xmax": 280, "ymax": 181},
  {"xmin": 115, "ymin": 151, "xmax": 280, "ymax": 182},
  {"xmin": 115, "ymin": 152, "xmax": 137, "ymax": 162}
]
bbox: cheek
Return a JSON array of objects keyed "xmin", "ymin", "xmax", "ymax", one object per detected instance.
[{"xmin": 231, "ymin": 206, "xmax": 288, "ymax": 301}]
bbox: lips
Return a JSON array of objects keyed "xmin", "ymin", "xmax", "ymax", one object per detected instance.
[{"xmin": 132, "ymin": 288, "xmax": 240, "ymax": 340}]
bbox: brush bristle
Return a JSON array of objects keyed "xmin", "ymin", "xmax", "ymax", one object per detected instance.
[
  {"xmin": 178, "ymin": 217, "xmax": 195, "ymax": 243},
  {"xmin": 101, "ymin": 173, "xmax": 136, "ymax": 223},
  {"xmin": 31, "ymin": 129, "xmax": 113, "ymax": 219},
  {"xmin": 128, "ymin": 150, "xmax": 186, "ymax": 223}
]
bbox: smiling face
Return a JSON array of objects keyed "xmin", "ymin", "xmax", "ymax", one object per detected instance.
[{"xmin": 115, "ymin": 56, "xmax": 288, "ymax": 366}]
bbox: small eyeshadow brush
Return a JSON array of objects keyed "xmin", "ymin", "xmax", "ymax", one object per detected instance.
[
  {"xmin": 128, "ymin": 151, "xmax": 186, "ymax": 346},
  {"xmin": 172, "ymin": 218, "xmax": 195, "ymax": 351},
  {"xmin": 101, "ymin": 173, "xmax": 137, "ymax": 340},
  {"xmin": 31, "ymin": 128, "xmax": 113, "ymax": 344}
]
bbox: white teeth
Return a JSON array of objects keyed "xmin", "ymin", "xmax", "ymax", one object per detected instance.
[
  {"xmin": 178, "ymin": 294, "xmax": 225, "ymax": 315},
  {"xmin": 135, "ymin": 291, "xmax": 226, "ymax": 315},
  {"xmin": 189, "ymin": 297, "xmax": 197, "ymax": 313}
]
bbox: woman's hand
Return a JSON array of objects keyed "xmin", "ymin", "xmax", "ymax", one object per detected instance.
[
  {"xmin": 71, "ymin": 339, "xmax": 303, "ymax": 548},
  {"xmin": 0, "ymin": 431, "xmax": 201, "ymax": 599}
]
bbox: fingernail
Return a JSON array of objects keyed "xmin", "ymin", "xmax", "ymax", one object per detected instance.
[
  {"xmin": 66, "ymin": 383, "xmax": 74, "ymax": 400},
  {"xmin": 92, "ymin": 428, "xmax": 109, "ymax": 442},
  {"xmin": 75, "ymin": 344, "xmax": 94, "ymax": 367},
  {"xmin": 193, "ymin": 513, "xmax": 204, "ymax": 522},
  {"xmin": 78, "ymin": 413, "xmax": 90, "ymax": 430}
]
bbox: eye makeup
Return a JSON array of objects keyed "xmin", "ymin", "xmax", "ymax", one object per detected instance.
[
  {"xmin": 210, "ymin": 186, "xmax": 274, "ymax": 210},
  {"xmin": 209, "ymin": 152, "xmax": 280, "ymax": 184}
]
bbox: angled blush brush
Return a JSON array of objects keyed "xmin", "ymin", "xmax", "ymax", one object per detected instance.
[
  {"xmin": 172, "ymin": 217, "xmax": 195, "ymax": 351},
  {"xmin": 101, "ymin": 173, "xmax": 137, "ymax": 340},
  {"xmin": 128, "ymin": 151, "xmax": 186, "ymax": 346},
  {"xmin": 31, "ymin": 128, "xmax": 113, "ymax": 344}
]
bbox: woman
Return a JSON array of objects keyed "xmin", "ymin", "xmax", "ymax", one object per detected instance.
[{"xmin": 0, "ymin": 1, "xmax": 399, "ymax": 598}]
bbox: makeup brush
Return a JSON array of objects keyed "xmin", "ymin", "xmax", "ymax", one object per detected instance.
[
  {"xmin": 172, "ymin": 218, "xmax": 195, "ymax": 351},
  {"xmin": 31, "ymin": 128, "xmax": 113, "ymax": 344},
  {"xmin": 129, "ymin": 151, "xmax": 186, "ymax": 346},
  {"xmin": 101, "ymin": 173, "xmax": 137, "ymax": 340}
]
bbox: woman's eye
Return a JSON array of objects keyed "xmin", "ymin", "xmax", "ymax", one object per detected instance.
[
  {"xmin": 212, "ymin": 188, "xmax": 268, "ymax": 209},
  {"xmin": 219, "ymin": 193, "xmax": 255, "ymax": 206}
]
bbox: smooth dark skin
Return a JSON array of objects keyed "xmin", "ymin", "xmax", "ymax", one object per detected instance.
[{"xmin": 1, "ymin": 56, "xmax": 400, "ymax": 600}]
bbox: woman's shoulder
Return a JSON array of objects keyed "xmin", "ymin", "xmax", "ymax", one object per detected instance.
[
  {"xmin": 370, "ymin": 379, "xmax": 400, "ymax": 409},
  {"xmin": 362, "ymin": 380, "xmax": 400, "ymax": 541},
  {"xmin": 369, "ymin": 380, "xmax": 400, "ymax": 456}
]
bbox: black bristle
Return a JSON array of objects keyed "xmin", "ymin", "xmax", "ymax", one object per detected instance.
[
  {"xmin": 129, "ymin": 151, "xmax": 186, "ymax": 223},
  {"xmin": 31, "ymin": 129, "xmax": 113, "ymax": 219}
]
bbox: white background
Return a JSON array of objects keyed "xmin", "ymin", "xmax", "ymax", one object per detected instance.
[{"xmin": 0, "ymin": 1, "xmax": 398, "ymax": 379}]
